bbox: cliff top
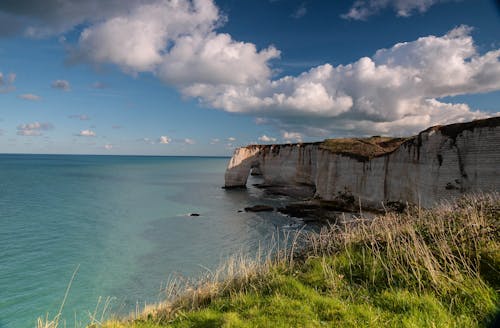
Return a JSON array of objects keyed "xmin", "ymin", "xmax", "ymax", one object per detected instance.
[
  {"xmin": 319, "ymin": 136, "xmax": 410, "ymax": 161},
  {"xmin": 424, "ymin": 116, "xmax": 500, "ymax": 140},
  {"xmin": 242, "ymin": 116, "xmax": 499, "ymax": 161}
]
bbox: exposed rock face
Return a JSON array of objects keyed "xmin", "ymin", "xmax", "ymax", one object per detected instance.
[{"xmin": 225, "ymin": 117, "xmax": 500, "ymax": 208}]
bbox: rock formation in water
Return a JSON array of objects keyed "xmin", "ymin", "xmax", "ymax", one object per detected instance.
[{"xmin": 224, "ymin": 117, "xmax": 500, "ymax": 208}]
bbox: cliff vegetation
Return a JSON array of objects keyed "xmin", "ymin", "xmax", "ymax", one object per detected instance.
[{"xmin": 320, "ymin": 136, "xmax": 410, "ymax": 161}]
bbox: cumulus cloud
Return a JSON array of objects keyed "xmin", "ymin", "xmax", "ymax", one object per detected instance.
[
  {"xmin": 182, "ymin": 26, "xmax": 500, "ymax": 136},
  {"xmin": 183, "ymin": 138, "xmax": 195, "ymax": 145},
  {"xmin": 78, "ymin": 129, "xmax": 96, "ymax": 137},
  {"xmin": 0, "ymin": 72, "xmax": 16, "ymax": 93},
  {"xmin": 2, "ymin": 1, "xmax": 497, "ymax": 137},
  {"xmin": 63, "ymin": 0, "xmax": 280, "ymax": 86},
  {"xmin": 227, "ymin": 137, "xmax": 236, "ymax": 142},
  {"xmin": 282, "ymin": 131, "xmax": 303, "ymax": 143},
  {"xmin": 159, "ymin": 135, "xmax": 171, "ymax": 144},
  {"xmin": 51, "ymin": 79, "xmax": 70, "ymax": 91},
  {"xmin": 258, "ymin": 134, "xmax": 277, "ymax": 143},
  {"xmin": 17, "ymin": 121, "xmax": 53, "ymax": 136},
  {"xmin": 18, "ymin": 93, "xmax": 40, "ymax": 101},
  {"xmin": 342, "ymin": 0, "xmax": 449, "ymax": 20},
  {"xmin": 104, "ymin": 143, "xmax": 113, "ymax": 150},
  {"xmin": 210, "ymin": 138, "xmax": 220, "ymax": 144}
]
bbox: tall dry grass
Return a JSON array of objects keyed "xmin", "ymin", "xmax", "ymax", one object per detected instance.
[{"xmin": 303, "ymin": 193, "xmax": 499, "ymax": 294}]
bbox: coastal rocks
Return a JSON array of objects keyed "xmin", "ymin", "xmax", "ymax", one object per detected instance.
[
  {"xmin": 225, "ymin": 117, "xmax": 500, "ymax": 208},
  {"xmin": 244, "ymin": 205, "xmax": 274, "ymax": 212}
]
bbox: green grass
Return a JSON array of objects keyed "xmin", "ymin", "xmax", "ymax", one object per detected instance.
[
  {"xmin": 320, "ymin": 136, "xmax": 410, "ymax": 161},
  {"xmin": 40, "ymin": 194, "xmax": 500, "ymax": 327}
]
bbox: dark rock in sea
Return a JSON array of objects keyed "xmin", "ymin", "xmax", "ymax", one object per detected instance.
[
  {"xmin": 244, "ymin": 205, "xmax": 274, "ymax": 212},
  {"xmin": 189, "ymin": 213, "xmax": 200, "ymax": 217}
]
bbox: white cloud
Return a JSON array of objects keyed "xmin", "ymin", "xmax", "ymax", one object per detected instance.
[
  {"xmin": 183, "ymin": 138, "xmax": 195, "ymax": 145},
  {"xmin": 210, "ymin": 138, "xmax": 220, "ymax": 144},
  {"xmin": 282, "ymin": 131, "xmax": 303, "ymax": 143},
  {"xmin": 258, "ymin": 134, "xmax": 277, "ymax": 143},
  {"xmin": 227, "ymin": 137, "xmax": 236, "ymax": 142},
  {"xmin": 18, "ymin": 93, "xmax": 41, "ymax": 101},
  {"xmin": 51, "ymin": 79, "xmax": 70, "ymax": 91},
  {"xmin": 17, "ymin": 121, "xmax": 53, "ymax": 136},
  {"xmin": 0, "ymin": 72, "xmax": 16, "ymax": 93},
  {"xmin": 2, "ymin": 1, "xmax": 497, "ymax": 138},
  {"xmin": 159, "ymin": 135, "xmax": 171, "ymax": 144},
  {"xmin": 342, "ymin": 0, "xmax": 449, "ymax": 20},
  {"xmin": 183, "ymin": 26, "xmax": 500, "ymax": 136},
  {"xmin": 78, "ymin": 129, "xmax": 96, "ymax": 137},
  {"xmin": 104, "ymin": 143, "xmax": 113, "ymax": 150},
  {"xmin": 67, "ymin": 0, "xmax": 279, "ymax": 85}
]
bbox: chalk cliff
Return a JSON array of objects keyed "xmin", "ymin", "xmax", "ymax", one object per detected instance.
[{"xmin": 225, "ymin": 117, "xmax": 500, "ymax": 208}]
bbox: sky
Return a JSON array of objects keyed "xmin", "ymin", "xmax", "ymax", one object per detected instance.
[{"xmin": 0, "ymin": 0, "xmax": 499, "ymax": 156}]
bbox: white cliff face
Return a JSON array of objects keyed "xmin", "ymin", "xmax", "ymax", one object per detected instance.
[
  {"xmin": 224, "ymin": 118, "xmax": 500, "ymax": 208},
  {"xmin": 225, "ymin": 146, "xmax": 262, "ymax": 187}
]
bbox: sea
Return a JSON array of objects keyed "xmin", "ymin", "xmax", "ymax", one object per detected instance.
[{"xmin": 0, "ymin": 154, "xmax": 303, "ymax": 328}]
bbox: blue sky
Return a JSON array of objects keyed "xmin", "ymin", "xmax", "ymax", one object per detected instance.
[{"xmin": 0, "ymin": 0, "xmax": 499, "ymax": 156}]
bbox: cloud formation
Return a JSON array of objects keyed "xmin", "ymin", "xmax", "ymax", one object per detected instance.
[
  {"xmin": 68, "ymin": 0, "xmax": 279, "ymax": 85},
  {"xmin": 159, "ymin": 135, "xmax": 171, "ymax": 144},
  {"xmin": 342, "ymin": 0, "xmax": 448, "ymax": 20},
  {"xmin": 51, "ymin": 79, "xmax": 70, "ymax": 91},
  {"xmin": 282, "ymin": 131, "xmax": 303, "ymax": 143},
  {"xmin": 1, "ymin": 1, "xmax": 498, "ymax": 138},
  {"xmin": 78, "ymin": 129, "xmax": 96, "ymax": 137},
  {"xmin": 18, "ymin": 93, "xmax": 41, "ymax": 101},
  {"xmin": 258, "ymin": 135, "xmax": 277, "ymax": 143},
  {"xmin": 183, "ymin": 26, "xmax": 500, "ymax": 136},
  {"xmin": 17, "ymin": 122, "xmax": 53, "ymax": 136}
]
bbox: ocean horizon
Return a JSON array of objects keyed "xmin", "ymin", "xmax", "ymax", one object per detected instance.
[{"xmin": 0, "ymin": 154, "xmax": 299, "ymax": 328}]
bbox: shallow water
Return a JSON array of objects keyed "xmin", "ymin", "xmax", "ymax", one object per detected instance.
[{"xmin": 0, "ymin": 155, "xmax": 300, "ymax": 328}]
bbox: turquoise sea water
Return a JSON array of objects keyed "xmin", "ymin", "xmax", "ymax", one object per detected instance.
[{"xmin": 0, "ymin": 155, "xmax": 298, "ymax": 328}]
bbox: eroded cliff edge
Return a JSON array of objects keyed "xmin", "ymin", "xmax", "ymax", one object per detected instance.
[{"xmin": 225, "ymin": 117, "xmax": 500, "ymax": 208}]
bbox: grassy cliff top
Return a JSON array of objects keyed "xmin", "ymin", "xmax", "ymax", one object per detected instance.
[
  {"xmin": 245, "ymin": 117, "xmax": 500, "ymax": 162},
  {"xmin": 319, "ymin": 136, "xmax": 410, "ymax": 161}
]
